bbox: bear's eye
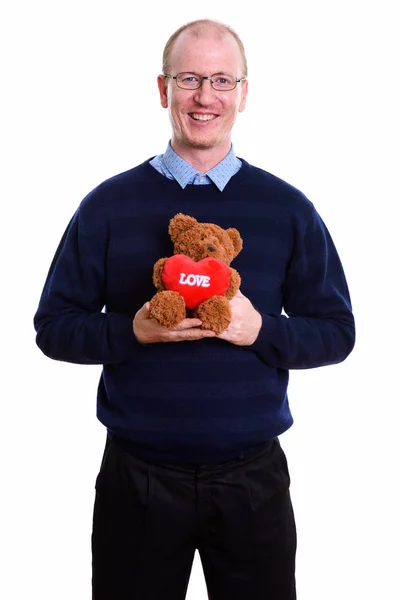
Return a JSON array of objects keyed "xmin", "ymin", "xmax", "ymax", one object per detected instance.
[{"xmin": 200, "ymin": 234, "xmax": 206, "ymax": 241}]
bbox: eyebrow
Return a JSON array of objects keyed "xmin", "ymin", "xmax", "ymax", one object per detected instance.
[{"xmin": 181, "ymin": 71, "xmax": 234, "ymax": 75}]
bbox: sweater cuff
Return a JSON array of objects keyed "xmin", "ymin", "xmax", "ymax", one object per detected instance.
[
  {"xmin": 245, "ymin": 313, "xmax": 279, "ymax": 363},
  {"xmin": 107, "ymin": 313, "xmax": 138, "ymax": 363}
]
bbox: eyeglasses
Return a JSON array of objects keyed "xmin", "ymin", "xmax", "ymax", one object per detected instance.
[{"xmin": 164, "ymin": 72, "xmax": 246, "ymax": 91}]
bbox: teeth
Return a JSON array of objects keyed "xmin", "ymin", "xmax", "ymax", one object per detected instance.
[{"xmin": 190, "ymin": 113, "xmax": 216, "ymax": 121}]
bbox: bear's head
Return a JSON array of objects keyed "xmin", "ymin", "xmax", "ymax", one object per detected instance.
[{"xmin": 168, "ymin": 213, "xmax": 243, "ymax": 265}]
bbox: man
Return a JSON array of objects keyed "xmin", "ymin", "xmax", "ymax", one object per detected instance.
[{"xmin": 34, "ymin": 19, "xmax": 355, "ymax": 600}]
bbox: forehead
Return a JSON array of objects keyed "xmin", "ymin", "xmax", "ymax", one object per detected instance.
[{"xmin": 169, "ymin": 27, "xmax": 243, "ymax": 74}]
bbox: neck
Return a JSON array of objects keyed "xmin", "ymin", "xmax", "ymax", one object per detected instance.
[{"xmin": 170, "ymin": 139, "xmax": 232, "ymax": 173}]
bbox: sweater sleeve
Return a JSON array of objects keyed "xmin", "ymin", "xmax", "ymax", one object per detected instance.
[
  {"xmin": 34, "ymin": 202, "xmax": 137, "ymax": 365},
  {"xmin": 249, "ymin": 204, "xmax": 355, "ymax": 369}
]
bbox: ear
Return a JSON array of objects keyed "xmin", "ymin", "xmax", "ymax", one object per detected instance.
[
  {"xmin": 157, "ymin": 74, "xmax": 168, "ymax": 109},
  {"xmin": 169, "ymin": 213, "xmax": 198, "ymax": 242},
  {"xmin": 238, "ymin": 79, "xmax": 248, "ymax": 113},
  {"xmin": 227, "ymin": 228, "xmax": 243, "ymax": 257}
]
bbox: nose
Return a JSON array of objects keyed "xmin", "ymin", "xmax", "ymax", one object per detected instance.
[
  {"xmin": 194, "ymin": 79, "xmax": 216, "ymax": 104},
  {"xmin": 206, "ymin": 243, "xmax": 216, "ymax": 252}
]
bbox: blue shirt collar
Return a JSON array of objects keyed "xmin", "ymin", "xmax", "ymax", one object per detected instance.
[{"xmin": 163, "ymin": 142, "xmax": 241, "ymax": 191}]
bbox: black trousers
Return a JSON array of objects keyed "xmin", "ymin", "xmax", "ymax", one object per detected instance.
[{"xmin": 92, "ymin": 436, "xmax": 297, "ymax": 600}]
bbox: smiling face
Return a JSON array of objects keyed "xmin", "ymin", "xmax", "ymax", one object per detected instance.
[{"xmin": 157, "ymin": 26, "xmax": 248, "ymax": 166}]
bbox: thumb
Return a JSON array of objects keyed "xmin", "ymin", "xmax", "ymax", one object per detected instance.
[{"xmin": 138, "ymin": 301, "xmax": 150, "ymax": 317}]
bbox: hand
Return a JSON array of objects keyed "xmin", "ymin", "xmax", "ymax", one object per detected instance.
[
  {"xmin": 133, "ymin": 302, "xmax": 216, "ymax": 344},
  {"xmin": 217, "ymin": 290, "xmax": 262, "ymax": 346}
]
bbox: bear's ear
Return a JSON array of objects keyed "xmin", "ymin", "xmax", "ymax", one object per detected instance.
[
  {"xmin": 169, "ymin": 213, "xmax": 198, "ymax": 242},
  {"xmin": 227, "ymin": 228, "xmax": 243, "ymax": 257}
]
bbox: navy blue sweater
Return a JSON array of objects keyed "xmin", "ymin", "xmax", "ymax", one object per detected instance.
[{"xmin": 34, "ymin": 159, "xmax": 355, "ymax": 464}]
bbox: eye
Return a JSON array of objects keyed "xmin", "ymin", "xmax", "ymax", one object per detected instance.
[
  {"xmin": 181, "ymin": 74, "xmax": 200, "ymax": 84},
  {"xmin": 213, "ymin": 74, "xmax": 234, "ymax": 87},
  {"xmin": 200, "ymin": 234, "xmax": 206, "ymax": 240}
]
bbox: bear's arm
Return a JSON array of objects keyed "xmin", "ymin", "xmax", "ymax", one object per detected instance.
[
  {"xmin": 152, "ymin": 258, "xmax": 168, "ymax": 290},
  {"xmin": 225, "ymin": 267, "xmax": 241, "ymax": 300}
]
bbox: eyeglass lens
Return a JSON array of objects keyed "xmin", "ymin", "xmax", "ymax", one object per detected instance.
[{"xmin": 176, "ymin": 73, "xmax": 237, "ymax": 90}]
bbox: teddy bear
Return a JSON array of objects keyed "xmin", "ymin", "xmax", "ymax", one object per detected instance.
[{"xmin": 148, "ymin": 213, "xmax": 243, "ymax": 335}]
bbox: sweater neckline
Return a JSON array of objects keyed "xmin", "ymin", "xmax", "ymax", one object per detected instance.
[{"xmin": 143, "ymin": 156, "xmax": 251, "ymax": 190}]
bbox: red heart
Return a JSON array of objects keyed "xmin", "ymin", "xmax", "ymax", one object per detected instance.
[{"xmin": 161, "ymin": 255, "xmax": 230, "ymax": 309}]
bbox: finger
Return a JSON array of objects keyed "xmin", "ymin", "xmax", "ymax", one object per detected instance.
[
  {"xmin": 137, "ymin": 301, "xmax": 151, "ymax": 320},
  {"xmin": 173, "ymin": 318, "xmax": 203, "ymax": 331},
  {"xmin": 173, "ymin": 329, "xmax": 215, "ymax": 341},
  {"xmin": 137, "ymin": 301, "xmax": 150, "ymax": 314}
]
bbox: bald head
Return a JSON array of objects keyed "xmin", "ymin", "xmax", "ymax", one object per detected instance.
[{"xmin": 162, "ymin": 19, "xmax": 248, "ymax": 79}]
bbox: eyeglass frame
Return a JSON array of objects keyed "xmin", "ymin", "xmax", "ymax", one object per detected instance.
[{"xmin": 163, "ymin": 72, "xmax": 246, "ymax": 91}]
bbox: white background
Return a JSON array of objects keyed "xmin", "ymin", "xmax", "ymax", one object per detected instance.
[{"xmin": 1, "ymin": 0, "xmax": 399, "ymax": 598}]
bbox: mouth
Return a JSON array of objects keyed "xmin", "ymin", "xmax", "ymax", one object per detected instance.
[{"xmin": 189, "ymin": 113, "xmax": 218, "ymax": 122}]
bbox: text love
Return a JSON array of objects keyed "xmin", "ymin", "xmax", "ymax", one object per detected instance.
[{"xmin": 178, "ymin": 273, "xmax": 211, "ymax": 288}]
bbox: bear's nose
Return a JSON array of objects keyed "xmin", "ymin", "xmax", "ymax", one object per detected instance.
[{"xmin": 206, "ymin": 243, "xmax": 216, "ymax": 252}]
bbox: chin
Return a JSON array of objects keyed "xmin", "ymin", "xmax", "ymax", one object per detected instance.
[
  {"xmin": 183, "ymin": 133, "xmax": 221, "ymax": 150},
  {"xmin": 187, "ymin": 139, "xmax": 215, "ymax": 150}
]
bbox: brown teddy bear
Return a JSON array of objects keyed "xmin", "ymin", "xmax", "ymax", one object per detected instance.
[{"xmin": 148, "ymin": 213, "xmax": 243, "ymax": 334}]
